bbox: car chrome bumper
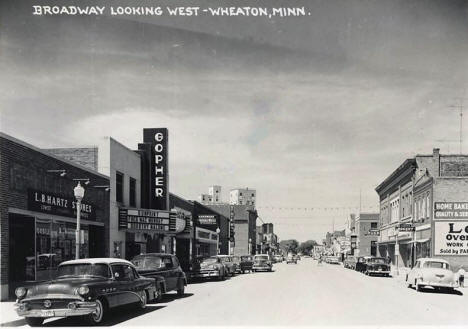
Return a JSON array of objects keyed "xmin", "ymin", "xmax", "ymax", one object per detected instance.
[
  {"xmin": 252, "ymin": 265, "xmax": 272, "ymax": 270},
  {"xmin": 369, "ymin": 270, "xmax": 390, "ymax": 274},
  {"xmin": 419, "ymin": 281, "xmax": 458, "ymax": 288},
  {"xmin": 16, "ymin": 302, "xmax": 98, "ymax": 318},
  {"xmin": 191, "ymin": 271, "xmax": 220, "ymax": 278}
]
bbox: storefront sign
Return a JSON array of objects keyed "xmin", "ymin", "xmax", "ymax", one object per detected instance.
[
  {"xmin": 198, "ymin": 214, "xmax": 217, "ymax": 225},
  {"xmin": 119, "ymin": 208, "xmax": 176, "ymax": 233},
  {"xmin": 434, "ymin": 202, "xmax": 468, "ymax": 220},
  {"xmin": 434, "ymin": 221, "xmax": 468, "ymax": 256},
  {"xmin": 28, "ymin": 189, "xmax": 96, "ymax": 220},
  {"xmin": 398, "ymin": 223, "xmax": 415, "ymax": 232},
  {"xmin": 366, "ymin": 229, "xmax": 380, "ymax": 236},
  {"xmin": 143, "ymin": 128, "xmax": 169, "ymax": 210},
  {"xmin": 172, "ymin": 207, "xmax": 190, "ymax": 234}
]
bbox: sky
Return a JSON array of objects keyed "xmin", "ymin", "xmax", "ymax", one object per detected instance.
[{"xmin": 1, "ymin": 0, "xmax": 468, "ymax": 243}]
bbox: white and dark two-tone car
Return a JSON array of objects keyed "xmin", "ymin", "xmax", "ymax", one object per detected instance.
[
  {"xmin": 406, "ymin": 258, "xmax": 459, "ymax": 292},
  {"xmin": 15, "ymin": 258, "xmax": 158, "ymax": 326}
]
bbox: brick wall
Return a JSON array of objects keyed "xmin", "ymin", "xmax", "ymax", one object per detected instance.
[
  {"xmin": 45, "ymin": 147, "xmax": 98, "ymax": 171},
  {"xmin": 440, "ymin": 156, "xmax": 468, "ymax": 177},
  {"xmin": 0, "ymin": 134, "xmax": 110, "ymax": 300}
]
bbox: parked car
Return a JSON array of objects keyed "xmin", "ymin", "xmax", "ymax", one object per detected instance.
[
  {"xmin": 344, "ymin": 256, "xmax": 357, "ymax": 269},
  {"xmin": 190, "ymin": 256, "xmax": 227, "ymax": 281},
  {"xmin": 356, "ymin": 256, "xmax": 390, "ymax": 276},
  {"xmin": 406, "ymin": 258, "xmax": 459, "ymax": 292},
  {"xmin": 231, "ymin": 256, "xmax": 242, "ymax": 274},
  {"xmin": 240, "ymin": 255, "xmax": 254, "ymax": 273},
  {"xmin": 14, "ymin": 258, "xmax": 157, "ymax": 326},
  {"xmin": 218, "ymin": 255, "xmax": 237, "ymax": 276},
  {"xmin": 327, "ymin": 256, "xmax": 340, "ymax": 264},
  {"xmin": 253, "ymin": 254, "xmax": 273, "ymax": 272},
  {"xmin": 274, "ymin": 255, "xmax": 283, "ymax": 263},
  {"xmin": 286, "ymin": 254, "xmax": 297, "ymax": 264},
  {"xmin": 131, "ymin": 253, "xmax": 187, "ymax": 299}
]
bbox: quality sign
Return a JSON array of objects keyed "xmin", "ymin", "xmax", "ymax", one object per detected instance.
[{"xmin": 434, "ymin": 221, "xmax": 468, "ymax": 256}]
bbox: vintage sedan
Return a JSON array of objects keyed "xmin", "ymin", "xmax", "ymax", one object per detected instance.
[
  {"xmin": 286, "ymin": 254, "xmax": 297, "ymax": 264},
  {"xmin": 252, "ymin": 254, "xmax": 273, "ymax": 272},
  {"xmin": 15, "ymin": 258, "xmax": 157, "ymax": 326},
  {"xmin": 327, "ymin": 256, "xmax": 341, "ymax": 265},
  {"xmin": 190, "ymin": 256, "xmax": 227, "ymax": 281},
  {"xmin": 356, "ymin": 257, "xmax": 390, "ymax": 276},
  {"xmin": 406, "ymin": 258, "xmax": 459, "ymax": 292},
  {"xmin": 231, "ymin": 256, "xmax": 242, "ymax": 274},
  {"xmin": 343, "ymin": 256, "xmax": 357, "ymax": 269},
  {"xmin": 240, "ymin": 255, "xmax": 254, "ymax": 273},
  {"xmin": 131, "ymin": 253, "xmax": 187, "ymax": 299},
  {"xmin": 218, "ymin": 255, "xmax": 237, "ymax": 276}
]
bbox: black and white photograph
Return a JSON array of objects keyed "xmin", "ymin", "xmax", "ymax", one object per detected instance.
[{"xmin": 0, "ymin": 0, "xmax": 467, "ymax": 327}]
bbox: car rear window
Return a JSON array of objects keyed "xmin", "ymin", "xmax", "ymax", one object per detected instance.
[
  {"xmin": 57, "ymin": 263, "xmax": 111, "ymax": 278},
  {"xmin": 132, "ymin": 256, "xmax": 164, "ymax": 270},
  {"xmin": 423, "ymin": 261, "xmax": 449, "ymax": 269}
]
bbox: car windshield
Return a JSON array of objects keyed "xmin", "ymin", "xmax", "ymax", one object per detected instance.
[
  {"xmin": 132, "ymin": 256, "xmax": 164, "ymax": 270},
  {"xmin": 241, "ymin": 256, "xmax": 252, "ymax": 261},
  {"xmin": 255, "ymin": 256, "xmax": 268, "ymax": 260},
  {"xmin": 220, "ymin": 257, "xmax": 231, "ymax": 262},
  {"xmin": 57, "ymin": 263, "xmax": 110, "ymax": 278},
  {"xmin": 423, "ymin": 261, "xmax": 449, "ymax": 269},
  {"xmin": 200, "ymin": 257, "xmax": 218, "ymax": 265},
  {"xmin": 232, "ymin": 256, "xmax": 240, "ymax": 262},
  {"xmin": 369, "ymin": 258, "xmax": 386, "ymax": 264}
]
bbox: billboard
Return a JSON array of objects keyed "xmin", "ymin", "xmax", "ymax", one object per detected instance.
[
  {"xmin": 434, "ymin": 202, "xmax": 468, "ymax": 220},
  {"xmin": 434, "ymin": 221, "xmax": 468, "ymax": 256}
]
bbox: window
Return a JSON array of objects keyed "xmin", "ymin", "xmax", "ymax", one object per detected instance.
[
  {"xmin": 116, "ymin": 172, "xmax": 124, "ymax": 203},
  {"xmin": 111, "ymin": 264, "xmax": 135, "ymax": 280},
  {"xmin": 425, "ymin": 194, "xmax": 430, "ymax": 219},
  {"xmin": 240, "ymin": 192, "xmax": 243, "ymax": 196},
  {"xmin": 129, "ymin": 177, "xmax": 136, "ymax": 207},
  {"xmin": 163, "ymin": 257, "xmax": 173, "ymax": 269},
  {"xmin": 371, "ymin": 222, "xmax": 377, "ymax": 229}
]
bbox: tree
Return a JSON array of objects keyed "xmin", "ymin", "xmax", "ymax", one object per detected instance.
[
  {"xmin": 298, "ymin": 240, "xmax": 318, "ymax": 255},
  {"xmin": 279, "ymin": 239, "xmax": 299, "ymax": 253}
]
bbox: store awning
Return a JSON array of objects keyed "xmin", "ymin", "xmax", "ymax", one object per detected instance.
[{"xmin": 409, "ymin": 238, "xmax": 430, "ymax": 244}]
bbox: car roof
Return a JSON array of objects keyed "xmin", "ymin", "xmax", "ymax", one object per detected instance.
[
  {"xmin": 417, "ymin": 258, "xmax": 449, "ymax": 263},
  {"xmin": 255, "ymin": 254, "xmax": 269, "ymax": 257},
  {"xmin": 60, "ymin": 258, "xmax": 133, "ymax": 266},
  {"xmin": 132, "ymin": 253, "xmax": 173, "ymax": 258}
]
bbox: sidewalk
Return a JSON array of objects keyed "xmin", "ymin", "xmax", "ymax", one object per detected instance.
[{"xmin": 0, "ymin": 301, "xmax": 25, "ymax": 327}]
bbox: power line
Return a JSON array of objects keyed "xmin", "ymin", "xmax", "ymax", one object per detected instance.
[{"xmin": 448, "ymin": 97, "xmax": 467, "ymax": 154}]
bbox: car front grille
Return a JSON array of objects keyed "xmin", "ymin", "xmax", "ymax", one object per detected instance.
[{"xmin": 28, "ymin": 299, "xmax": 77, "ymax": 310}]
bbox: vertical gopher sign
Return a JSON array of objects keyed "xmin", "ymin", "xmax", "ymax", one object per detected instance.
[{"xmin": 143, "ymin": 128, "xmax": 169, "ymax": 210}]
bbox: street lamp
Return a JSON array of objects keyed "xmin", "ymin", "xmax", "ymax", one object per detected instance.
[
  {"xmin": 216, "ymin": 227, "xmax": 221, "ymax": 255},
  {"xmin": 74, "ymin": 182, "xmax": 85, "ymax": 260}
]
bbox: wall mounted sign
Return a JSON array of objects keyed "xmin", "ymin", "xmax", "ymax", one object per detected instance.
[
  {"xmin": 434, "ymin": 221, "xmax": 468, "ymax": 256},
  {"xmin": 366, "ymin": 229, "xmax": 380, "ymax": 236},
  {"xmin": 198, "ymin": 214, "xmax": 217, "ymax": 225},
  {"xmin": 28, "ymin": 189, "xmax": 96, "ymax": 220},
  {"xmin": 398, "ymin": 223, "xmax": 415, "ymax": 232},
  {"xmin": 434, "ymin": 202, "xmax": 468, "ymax": 220},
  {"xmin": 143, "ymin": 128, "xmax": 169, "ymax": 210},
  {"xmin": 119, "ymin": 208, "xmax": 177, "ymax": 233}
]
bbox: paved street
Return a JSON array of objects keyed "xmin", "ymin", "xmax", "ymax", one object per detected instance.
[{"xmin": 1, "ymin": 258, "xmax": 467, "ymax": 327}]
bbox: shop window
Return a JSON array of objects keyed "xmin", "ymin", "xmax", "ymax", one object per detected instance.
[
  {"xmin": 371, "ymin": 222, "xmax": 377, "ymax": 229},
  {"xmin": 116, "ymin": 171, "xmax": 124, "ymax": 203},
  {"xmin": 129, "ymin": 177, "xmax": 136, "ymax": 207}
]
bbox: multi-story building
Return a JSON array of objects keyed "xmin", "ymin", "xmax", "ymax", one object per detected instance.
[
  {"xmin": 354, "ymin": 213, "xmax": 379, "ymax": 257},
  {"xmin": 230, "ymin": 188, "xmax": 256, "ymax": 206},
  {"xmin": 376, "ymin": 148, "xmax": 468, "ymax": 270},
  {"xmin": 199, "ymin": 185, "xmax": 222, "ymax": 204}
]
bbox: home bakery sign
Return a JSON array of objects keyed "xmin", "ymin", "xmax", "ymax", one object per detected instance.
[{"xmin": 434, "ymin": 202, "xmax": 468, "ymax": 220}]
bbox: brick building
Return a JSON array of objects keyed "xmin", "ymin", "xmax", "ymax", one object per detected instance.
[
  {"xmin": 354, "ymin": 213, "xmax": 379, "ymax": 257},
  {"xmin": 376, "ymin": 148, "xmax": 468, "ymax": 270},
  {"xmin": 0, "ymin": 133, "xmax": 110, "ymax": 300}
]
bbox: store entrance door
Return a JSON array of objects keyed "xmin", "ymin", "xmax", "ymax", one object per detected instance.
[{"xmin": 8, "ymin": 214, "xmax": 35, "ymax": 299}]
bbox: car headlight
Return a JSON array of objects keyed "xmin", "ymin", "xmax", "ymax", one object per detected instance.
[
  {"xmin": 78, "ymin": 286, "xmax": 89, "ymax": 295},
  {"xmin": 15, "ymin": 287, "xmax": 27, "ymax": 298}
]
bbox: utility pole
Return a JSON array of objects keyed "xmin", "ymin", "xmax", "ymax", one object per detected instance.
[{"xmin": 448, "ymin": 98, "xmax": 466, "ymax": 154}]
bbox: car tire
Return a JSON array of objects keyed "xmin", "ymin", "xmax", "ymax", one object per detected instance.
[
  {"xmin": 139, "ymin": 290, "xmax": 148, "ymax": 309},
  {"xmin": 415, "ymin": 280, "xmax": 421, "ymax": 292},
  {"xmin": 25, "ymin": 318, "xmax": 44, "ymax": 327},
  {"xmin": 177, "ymin": 280, "xmax": 185, "ymax": 296},
  {"xmin": 87, "ymin": 298, "xmax": 106, "ymax": 325},
  {"xmin": 155, "ymin": 284, "xmax": 163, "ymax": 302},
  {"xmin": 242, "ymin": 270, "xmax": 245, "ymax": 274}
]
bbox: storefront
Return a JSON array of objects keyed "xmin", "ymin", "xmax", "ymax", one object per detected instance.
[
  {"xmin": 1, "ymin": 133, "xmax": 110, "ymax": 300},
  {"xmin": 195, "ymin": 227, "xmax": 218, "ymax": 257}
]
